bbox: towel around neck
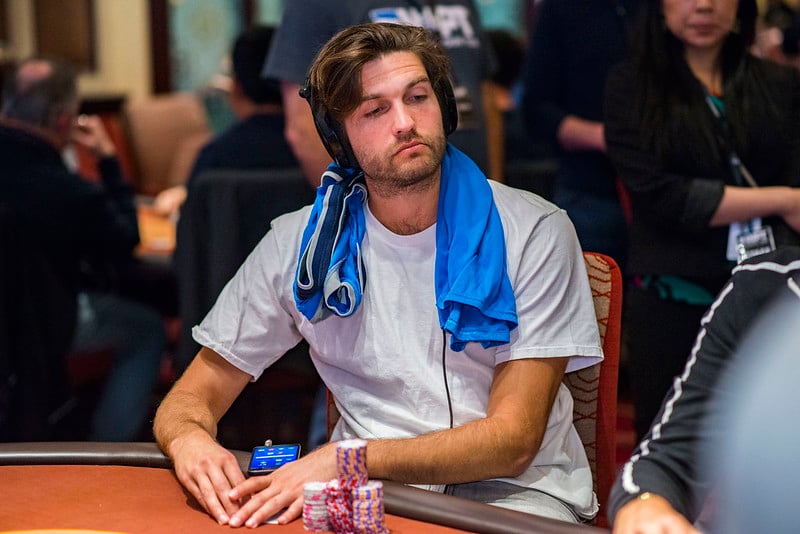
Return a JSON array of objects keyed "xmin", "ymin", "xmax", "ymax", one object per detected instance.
[{"xmin": 293, "ymin": 143, "xmax": 518, "ymax": 351}]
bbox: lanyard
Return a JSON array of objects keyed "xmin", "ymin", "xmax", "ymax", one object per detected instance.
[{"xmin": 704, "ymin": 93, "xmax": 759, "ymax": 188}]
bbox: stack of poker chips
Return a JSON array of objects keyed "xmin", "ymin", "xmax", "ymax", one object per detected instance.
[
  {"xmin": 302, "ymin": 439, "xmax": 389, "ymax": 533},
  {"xmin": 352, "ymin": 481, "xmax": 388, "ymax": 534},
  {"xmin": 302, "ymin": 481, "xmax": 331, "ymax": 532}
]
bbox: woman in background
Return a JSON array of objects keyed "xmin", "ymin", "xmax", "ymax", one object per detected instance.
[{"xmin": 604, "ymin": 0, "xmax": 800, "ymax": 446}]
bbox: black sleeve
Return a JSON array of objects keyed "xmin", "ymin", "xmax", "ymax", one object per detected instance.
[
  {"xmin": 608, "ymin": 249, "xmax": 800, "ymax": 523},
  {"xmin": 603, "ymin": 63, "xmax": 725, "ymax": 234},
  {"xmin": 781, "ymin": 67, "xmax": 800, "ymax": 187},
  {"xmin": 76, "ymin": 157, "xmax": 140, "ymax": 262}
]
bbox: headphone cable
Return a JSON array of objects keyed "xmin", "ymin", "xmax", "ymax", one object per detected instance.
[{"xmin": 441, "ymin": 329, "xmax": 454, "ymax": 429}]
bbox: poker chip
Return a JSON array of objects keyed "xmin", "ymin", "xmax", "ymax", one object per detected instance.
[
  {"xmin": 302, "ymin": 481, "xmax": 331, "ymax": 532},
  {"xmin": 325, "ymin": 478, "xmax": 354, "ymax": 533},
  {"xmin": 303, "ymin": 439, "xmax": 388, "ymax": 534},
  {"xmin": 352, "ymin": 481, "xmax": 389, "ymax": 534},
  {"xmin": 336, "ymin": 439, "xmax": 369, "ymax": 489}
]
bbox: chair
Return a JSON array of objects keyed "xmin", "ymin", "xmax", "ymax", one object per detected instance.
[
  {"xmin": 564, "ymin": 251, "xmax": 622, "ymax": 527},
  {"xmin": 325, "ymin": 251, "xmax": 623, "ymax": 526},
  {"xmin": 123, "ymin": 92, "xmax": 211, "ymax": 195},
  {"xmin": 0, "ymin": 207, "xmax": 76, "ymax": 440},
  {"xmin": 172, "ymin": 168, "xmax": 319, "ymax": 450},
  {"xmin": 173, "ymin": 167, "xmax": 315, "ymax": 371}
]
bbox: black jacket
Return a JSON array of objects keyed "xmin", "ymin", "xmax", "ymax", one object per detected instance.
[
  {"xmin": 0, "ymin": 124, "xmax": 138, "ymax": 439},
  {"xmin": 604, "ymin": 56, "xmax": 800, "ymax": 284},
  {"xmin": 608, "ymin": 246, "xmax": 800, "ymax": 523}
]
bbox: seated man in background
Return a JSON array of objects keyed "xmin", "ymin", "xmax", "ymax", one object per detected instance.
[
  {"xmin": 0, "ymin": 58, "xmax": 165, "ymax": 441},
  {"xmin": 154, "ymin": 22, "xmax": 602, "ymax": 527},
  {"xmin": 165, "ymin": 25, "xmax": 308, "ymax": 374},
  {"xmin": 153, "ymin": 25, "xmax": 299, "ymax": 219},
  {"xmin": 609, "ymin": 246, "xmax": 800, "ymax": 534}
]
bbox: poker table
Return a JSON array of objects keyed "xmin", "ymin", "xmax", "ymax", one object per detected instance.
[{"xmin": 0, "ymin": 442, "xmax": 608, "ymax": 534}]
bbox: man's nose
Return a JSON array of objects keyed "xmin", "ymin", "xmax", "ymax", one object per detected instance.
[
  {"xmin": 392, "ymin": 104, "xmax": 415, "ymax": 136},
  {"xmin": 695, "ymin": 0, "xmax": 714, "ymax": 11}
]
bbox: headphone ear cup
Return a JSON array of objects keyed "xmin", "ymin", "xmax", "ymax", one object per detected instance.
[
  {"xmin": 299, "ymin": 81, "xmax": 360, "ymax": 169},
  {"xmin": 438, "ymin": 78, "xmax": 459, "ymax": 136}
]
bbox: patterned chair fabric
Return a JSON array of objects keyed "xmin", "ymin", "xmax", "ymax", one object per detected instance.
[{"xmin": 564, "ymin": 251, "xmax": 622, "ymax": 526}]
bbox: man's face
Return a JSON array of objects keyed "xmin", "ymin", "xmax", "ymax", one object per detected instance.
[{"xmin": 343, "ymin": 51, "xmax": 446, "ymax": 195}]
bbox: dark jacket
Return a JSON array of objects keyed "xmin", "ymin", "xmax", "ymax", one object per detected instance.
[
  {"xmin": 608, "ymin": 246, "xmax": 800, "ymax": 523},
  {"xmin": 604, "ymin": 56, "xmax": 800, "ymax": 284},
  {"xmin": 0, "ymin": 124, "xmax": 138, "ymax": 439}
]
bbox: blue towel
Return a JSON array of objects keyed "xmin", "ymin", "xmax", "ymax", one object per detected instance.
[
  {"xmin": 293, "ymin": 144, "xmax": 518, "ymax": 350},
  {"xmin": 294, "ymin": 165, "xmax": 367, "ymax": 322}
]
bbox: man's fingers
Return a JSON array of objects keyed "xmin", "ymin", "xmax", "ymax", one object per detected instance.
[
  {"xmin": 204, "ymin": 465, "xmax": 244, "ymax": 519},
  {"xmin": 222, "ymin": 460, "xmax": 247, "ymax": 489},
  {"xmin": 277, "ymin": 495, "xmax": 304, "ymax": 525},
  {"xmin": 228, "ymin": 484, "xmax": 286, "ymax": 528},
  {"xmin": 195, "ymin": 473, "xmax": 233, "ymax": 525}
]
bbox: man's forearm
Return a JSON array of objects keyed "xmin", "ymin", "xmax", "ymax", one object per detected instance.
[
  {"xmin": 366, "ymin": 415, "xmax": 542, "ymax": 485},
  {"xmin": 556, "ymin": 116, "xmax": 606, "ymax": 152},
  {"xmin": 153, "ymin": 389, "xmax": 220, "ymax": 458},
  {"xmin": 154, "ymin": 347, "xmax": 252, "ymax": 458}
]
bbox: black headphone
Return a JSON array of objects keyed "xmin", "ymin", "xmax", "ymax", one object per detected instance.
[{"xmin": 300, "ymin": 74, "xmax": 459, "ymax": 169}]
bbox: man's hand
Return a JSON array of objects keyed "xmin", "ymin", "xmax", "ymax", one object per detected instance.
[
  {"xmin": 778, "ymin": 188, "xmax": 800, "ymax": 232},
  {"xmin": 153, "ymin": 185, "xmax": 187, "ymax": 218},
  {"xmin": 556, "ymin": 115, "xmax": 606, "ymax": 153},
  {"xmin": 613, "ymin": 493, "xmax": 701, "ymax": 534},
  {"xmin": 168, "ymin": 428, "xmax": 247, "ymax": 525},
  {"xmin": 154, "ymin": 348, "xmax": 253, "ymax": 525},
  {"xmin": 71, "ymin": 114, "xmax": 116, "ymax": 158},
  {"xmin": 227, "ymin": 442, "xmax": 339, "ymax": 528}
]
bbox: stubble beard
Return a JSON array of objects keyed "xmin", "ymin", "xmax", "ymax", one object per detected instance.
[{"xmin": 360, "ymin": 131, "xmax": 447, "ymax": 198}]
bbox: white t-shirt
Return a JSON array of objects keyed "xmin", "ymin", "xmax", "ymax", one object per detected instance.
[{"xmin": 194, "ymin": 180, "xmax": 603, "ymax": 517}]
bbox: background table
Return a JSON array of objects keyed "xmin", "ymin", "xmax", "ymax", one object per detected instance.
[{"xmin": 0, "ymin": 442, "xmax": 608, "ymax": 534}]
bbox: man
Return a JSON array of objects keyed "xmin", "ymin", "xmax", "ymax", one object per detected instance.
[
  {"xmin": 154, "ymin": 25, "xmax": 307, "ymax": 373},
  {"xmin": 521, "ymin": 0, "xmax": 638, "ymax": 272},
  {"xmin": 262, "ymin": 0, "xmax": 504, "ymax": 186},
  {"xmin": 152, "ymin": 25, "xmax": 299, "ymax": 218},
  {"xmin": 609, "ymin": 246, "xmax": 800, "ymax": 533},
  {"xmin": 0, "ymin": 58, "xmax": 165, "ymax": 441},
  {"xmin": 710, "ymin": 291, "xmax": 800, "ymax": 534},
  {"xmin": 154, "ymin": 23, "xmax": 601, "ymax": 527}
]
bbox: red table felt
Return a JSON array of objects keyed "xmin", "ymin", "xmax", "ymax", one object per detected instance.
[{"xmin": 0, "ymin": 465, "xmax": 465, "ymax": 533}]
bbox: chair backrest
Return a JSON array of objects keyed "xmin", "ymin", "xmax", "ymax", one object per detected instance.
[
  {"xmin": 173, "ymin": 167, "xmax": 314, "ymax": 371},
  {"xmin": 0, "ymin": 207, "xmax": 76, "ymax": 440},
  {"xmin": 564, "ymin": 251, "xmax": 622, "ymax": 526},
  {"xmin": 324, "ymin": 251, "xmax": 623, "ymax": 524},
  {"xmin": 123, "ymin": 92, "xmax": 211, "ymax": 195}
]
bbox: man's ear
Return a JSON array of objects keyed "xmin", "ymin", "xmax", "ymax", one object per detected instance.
[
  {"xmin": 53, "ymin": 110, "xmax": 72, "ymax": 132},
  {"xmin": 51, "ymin": 110, "xmax": 76, "ymax": 146},
  {"xmin": 228, "ymin": 79, "xmax": 254, "ymax": 119},
  {"xmin": 229, "ymin": 79, "xmax": 247, "ymax": 105}
]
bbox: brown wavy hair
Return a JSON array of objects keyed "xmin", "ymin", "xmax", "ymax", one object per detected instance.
[{"xmin": 307, "ymin": 22, "xmax": 452, "ymax": 124}]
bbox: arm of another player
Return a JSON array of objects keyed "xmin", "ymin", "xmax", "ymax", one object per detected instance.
[
  {"xmin": 613, "ymin": 494, "xmax": 701, "ymax": 534},
  {"xmin": 482, "ymin": 80, "xmax": 506, "ymax": 182}
]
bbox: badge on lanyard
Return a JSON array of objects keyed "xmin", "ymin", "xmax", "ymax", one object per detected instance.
[{"xmin": 727, "ymin": 218, "xmax": 776, "ymax": 263}]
